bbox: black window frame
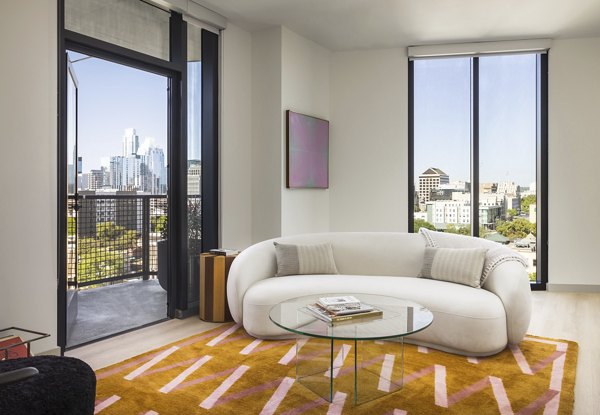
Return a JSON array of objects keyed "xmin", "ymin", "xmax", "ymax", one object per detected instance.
[
  {"xmin": 57, "ymin": 0, "xmax": 220, "ymax": 351},
  {"xmin": 407, "ymin": 53, "xmax": 548, "ymax": 290}
]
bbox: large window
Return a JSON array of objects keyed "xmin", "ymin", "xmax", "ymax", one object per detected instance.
[{"xmin": 409, "ymin": 53, "xmax": 548, "ymax": 288}]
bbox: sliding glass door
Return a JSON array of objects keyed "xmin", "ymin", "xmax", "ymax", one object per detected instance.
[{"xmin": 409, "ymin": 53, "xmax": 548, "ymax": 288}]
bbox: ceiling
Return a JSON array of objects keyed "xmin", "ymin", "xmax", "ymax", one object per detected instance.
[{"xmin": 192, "ymin": 0, "xmax": 600, "ymax": 51}]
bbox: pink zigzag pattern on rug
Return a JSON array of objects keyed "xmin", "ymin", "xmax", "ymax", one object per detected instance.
[
  {"xmin": 173, "ymin": 324, "xmax": 236, "ymax": 348},
  {"xmin": 530, "ymin": 350, "xmax": 566, "ymax": 374},
  {"xmin": 212, "ymin": 377, "xmax": 285, "ymax": 407},
  {"xmin": 96, "ymin": 352, "xmax": 161, "ymax": 380},
  {"xmin": 141, "ymin": 357, "xmax": 199, "ymax": 378},
  {"xmin": 252, "ymin": 339, "xmax": 294, "ymax": 354},
  {"xmin": 97, "ymin": 325, "xmax": 235, "ymax": 380},
  {"xmin": 173, "ymin": 366, "xmax": 238, "ymax": 392}
]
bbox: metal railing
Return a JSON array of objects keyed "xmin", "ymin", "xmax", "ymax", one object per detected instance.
[{"xmin": 67, "ymin": 194, "xmax": 168, "ymax": 288}]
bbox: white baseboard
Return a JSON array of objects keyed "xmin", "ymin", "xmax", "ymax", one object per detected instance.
[{"xmin": 547, "ymin": 283, "xmax": 600, "ymax": 293}]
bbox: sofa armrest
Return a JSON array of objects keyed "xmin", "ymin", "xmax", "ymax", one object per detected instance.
[
  {"xmin": 482, "ymin": 260, "xmax": 532, "ymax": 344},
  {"xmin": 227, "ymin": 240, "xmax": 278, "ymax": 323},
  {"xmin": 0, "ymin": 367, "xmax": 39, "ymax": 386}
]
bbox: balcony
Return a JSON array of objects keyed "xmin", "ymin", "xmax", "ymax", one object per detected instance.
[{"xmin": 66, "ymin": 194, "xmax": 201, "ymax": 348}]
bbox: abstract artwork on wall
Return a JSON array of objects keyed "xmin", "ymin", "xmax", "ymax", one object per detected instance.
[{"xmin": 286, "ymin": 110, "xmax": 329, "ymax": 189}]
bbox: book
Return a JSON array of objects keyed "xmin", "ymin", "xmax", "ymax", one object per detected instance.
[
  {"xmin": 316, "ymin": 302, "xmax": 375, "ymax": 316},
  {"xmin": 209, "ymin": 249, "xmax": 239, "ymax": 256},
  {"xmin": 0, "ymin": 336, "xmax": 28, "ymax": 360},
  {"xmin": 305, "ymin": 304, "xmax": 383, "ymax": 325},
  {"xmin": 317, "ymin": 295, "xmax": 361, "ymax": 309}
]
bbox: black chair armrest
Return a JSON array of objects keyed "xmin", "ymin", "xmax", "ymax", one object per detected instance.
[{"xmin": 0, "ymin": 367, "xmax": 39, "ymax": 385}]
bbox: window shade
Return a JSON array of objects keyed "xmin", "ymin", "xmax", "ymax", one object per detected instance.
[
  {"xmin": 187, "ymin": 22, "xmax": 202, "ymax": 62},
  {"xmin": 408, "ymin": 39, "xmax": 552, "ymax": 60},
  {"xmin": 65, "ymin": 0, "xmax": 171, "ymax": 61}
]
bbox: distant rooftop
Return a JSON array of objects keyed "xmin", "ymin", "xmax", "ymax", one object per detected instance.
[{"xmin": 421, "ymin": 167, "xmax": 448, "ymax": 176}]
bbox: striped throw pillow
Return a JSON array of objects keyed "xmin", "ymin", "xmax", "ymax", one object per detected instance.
[
  {"xmin": 274, "ymin": 242, "xmax": 339, "ymax": 277},
  {"xmin": 421, "ymin": 247, "xmax": 487, "ymax": 288}
]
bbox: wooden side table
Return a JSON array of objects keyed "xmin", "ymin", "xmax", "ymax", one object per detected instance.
[{"xmin": 199, "ymin": 253, "xmax": 237, "ymax": 322}]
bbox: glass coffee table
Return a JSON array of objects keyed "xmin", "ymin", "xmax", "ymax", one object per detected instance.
[{"xmin": 269, "ymin": 293, "xmax": 433, "ymax": 405}]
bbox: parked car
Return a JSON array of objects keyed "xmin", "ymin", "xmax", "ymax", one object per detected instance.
[{"xmin": 515, "ymin": 239, "xmax": 530, "ymax": 248}]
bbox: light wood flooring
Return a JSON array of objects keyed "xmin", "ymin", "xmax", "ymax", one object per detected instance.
[{"xmin": 68, "ymin": 292, "xmax": 600, "ymax": 414}]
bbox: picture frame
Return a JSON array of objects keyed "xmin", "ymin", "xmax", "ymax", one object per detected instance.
[{"xmin": 286, "ymin": 110, "xmax": 329, "ymax": 189}]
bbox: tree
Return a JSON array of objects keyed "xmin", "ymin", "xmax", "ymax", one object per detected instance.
[
  {"xmin": 76, "ymin": 221, "xmax": 140, "ymax": 284},
  {"xmin": 153, "ymin": 215, "xmax": 168, "ymax": 238},
  {"xmin": 496, "ymin": 218, "xmax": 536, "ymax": 240},
  {"xmin": 444, "ymin": 224, "xmax": 489, "ymax": 237},
  {"xmin": 507, "ymin": 208, "xmax": 517, "ymax": 219},
  {"xmin": 521, "ymin": 195, "xmax": 536, "ymax": 214},
  {"xmin": 414, "ymin": 219, "xmax": 435, "ymax": 233},
  {"xmin": 445, "ymin": 224, "xmax": 470, "ymax": 235},
  {"xmin": 67, "ymin": 216, "xmax": 76, "ymax": 236}
]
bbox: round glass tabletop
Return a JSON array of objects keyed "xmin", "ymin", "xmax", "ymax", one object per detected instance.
[{"xmin": 269, "ymin": 293, "xmax": 434, "ymax": 340}]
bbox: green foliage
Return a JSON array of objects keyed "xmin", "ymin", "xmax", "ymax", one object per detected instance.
[
  {"xmin": 152, "ymin": 215, "xmax": 168, "ymax": 239},
  {"xmin": 496, "ymin": 218, "xmax": 536, "ymax": 240},
  {"xmin": 529, "ymin": 272, "xmax": 536, "ymax": 282},
  {"xmin": 521, "ymin": 195, "xmax": 536, "ymax": 214},
  {"xmin": 444, "ymin": 224, "xmax": 490, "ymax": 237},
  {"xmin": 507, "ymin": 208, "xmax": 517, "ymax": 218},
  {"xmin": 78, "ymin": 249, "xmax": 125, "ymax": 282},
  {"xmin": 445, "ymin": 224, "xmax": 470, "ymax": 235},
  {"xmin": 77, "ymin": 221, "xmax": 139, "ymax": 283},
  {"xmin": 413, "ymin": 219, "xmax": 435, "ymax": 232},
  {"xmin": 67, "ymin": 216, "xmax": 76, "ymax": 236}
]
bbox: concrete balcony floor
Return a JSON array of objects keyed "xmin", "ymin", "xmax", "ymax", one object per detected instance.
[{"xmin": 67, "ymin": 278, "xmax": 167, "ymax": 348}]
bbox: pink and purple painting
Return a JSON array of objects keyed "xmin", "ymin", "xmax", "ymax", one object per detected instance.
[{"xmin": 286, "ymin": 110, "xmax": 329, "ymax": 189}]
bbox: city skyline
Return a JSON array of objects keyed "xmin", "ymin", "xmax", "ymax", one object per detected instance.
[
  {"xmin": 75, "ymin": 127, "xmax": 168, "ymax": 194},
  {"xmin": 414, "ymin": 165, "xmax": 535, "ymax": 190},
  {"xmin": 68, "ymin": 50, "xmax": 169, "ymax": 172}
]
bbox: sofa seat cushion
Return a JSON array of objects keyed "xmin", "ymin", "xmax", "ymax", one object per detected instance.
[{"xmin": 243, "ymin": 274, "xmax": 507, "ymax": 356}]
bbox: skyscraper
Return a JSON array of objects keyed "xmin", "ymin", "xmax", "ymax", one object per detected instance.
[
  {"xmin": 145, "ymin": 146, "xmax": 166, "ymax": 194},
  {"xmin": 123, "ymin": 128, "xmax": 140, "ymax": 156}
]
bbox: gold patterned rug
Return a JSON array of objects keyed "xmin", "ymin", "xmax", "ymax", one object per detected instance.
[{"xmin": 95, "ymin": 323, "xmax": 577, "ymax": 414}]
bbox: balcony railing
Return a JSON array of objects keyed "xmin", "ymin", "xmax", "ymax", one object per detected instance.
[{"xmin": 67, "ymin": 194, "xmax": 168, "ymax": 288}]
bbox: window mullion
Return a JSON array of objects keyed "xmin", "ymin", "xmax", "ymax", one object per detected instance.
[{"xmin": 471, "ymin": 57, "xmax": 480, "ymax": 237}]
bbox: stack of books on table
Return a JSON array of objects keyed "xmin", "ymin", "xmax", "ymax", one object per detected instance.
[
  {"xmin": 305, "ymin": 295, "xmax": 383, "ymax": 325},
  {"xmin": 209, "ymin": 249, "xmax": 240, "ymax": 256}
]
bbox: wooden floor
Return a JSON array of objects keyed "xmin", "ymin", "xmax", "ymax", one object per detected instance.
[
  {"xmin": 68, "ymin": 291, "xmax": 600, "ymax": 415},
  {"xmin": 527, "ymin": 292, "xmax": 600, "ymax": 415}
]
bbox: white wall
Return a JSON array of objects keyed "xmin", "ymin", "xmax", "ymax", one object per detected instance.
[
  {"xmin": 281, "ymin": 27, "xmax": 331, "ymax": 236},
  {"xmin": 221, "ymin": 23, "xmax": 252, "ymax": 250},
  {"xmin": 0, "ymin": 1, "xmax": 58, "ymax": 353},
  {"xmin": 329, "ymin": 49, "xmax": 408, "ymax": 232},
  {"xmin": 250, "ymin": 27, "xmax": 283, "ymax": 242},
  {"xmin": 548, "ymin": 37, "xmax": 600, "ymax": 289},
  {"xmin": 250, "ymin": 26, "xmax": 332, "ymax": 241}
]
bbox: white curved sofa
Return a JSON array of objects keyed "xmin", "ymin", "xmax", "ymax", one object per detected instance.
[{"xmin": 227, "ymin": 232, "xmax": 532, "ymax": 356}]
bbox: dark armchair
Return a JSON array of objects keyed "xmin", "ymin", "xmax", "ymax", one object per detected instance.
[{"xmin": 0, "ymin": 356, "xmax": 96, "ymax": 415}]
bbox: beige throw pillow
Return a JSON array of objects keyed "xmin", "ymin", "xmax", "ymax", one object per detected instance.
[
  {"xmin": 421, "ymin": 247, "xmax": 487, "ymax": 288},
  {"xmin": 274, "ymin": 242, "xmax": 339, "ymax": 277}
]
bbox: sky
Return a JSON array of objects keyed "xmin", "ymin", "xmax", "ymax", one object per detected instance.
[
  {"xmin": 68, "ymin": 50, "xmax": 538, "ymax": 186},
  {"xmin": 414, "ymin": 54, "xmax": 538, "ymax": 187},
  {"xmin": 67, "ymin": 50, "xmax": 168, "ymax": 172}
]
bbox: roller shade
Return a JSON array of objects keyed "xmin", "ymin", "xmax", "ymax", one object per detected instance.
[
  {"xmin": 408, "ymin": 39, "xmax": 552, "ymax": 60},
  {"xmin": 65, "ymin": 0, "xmax": 171, "ymax": 61}
]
